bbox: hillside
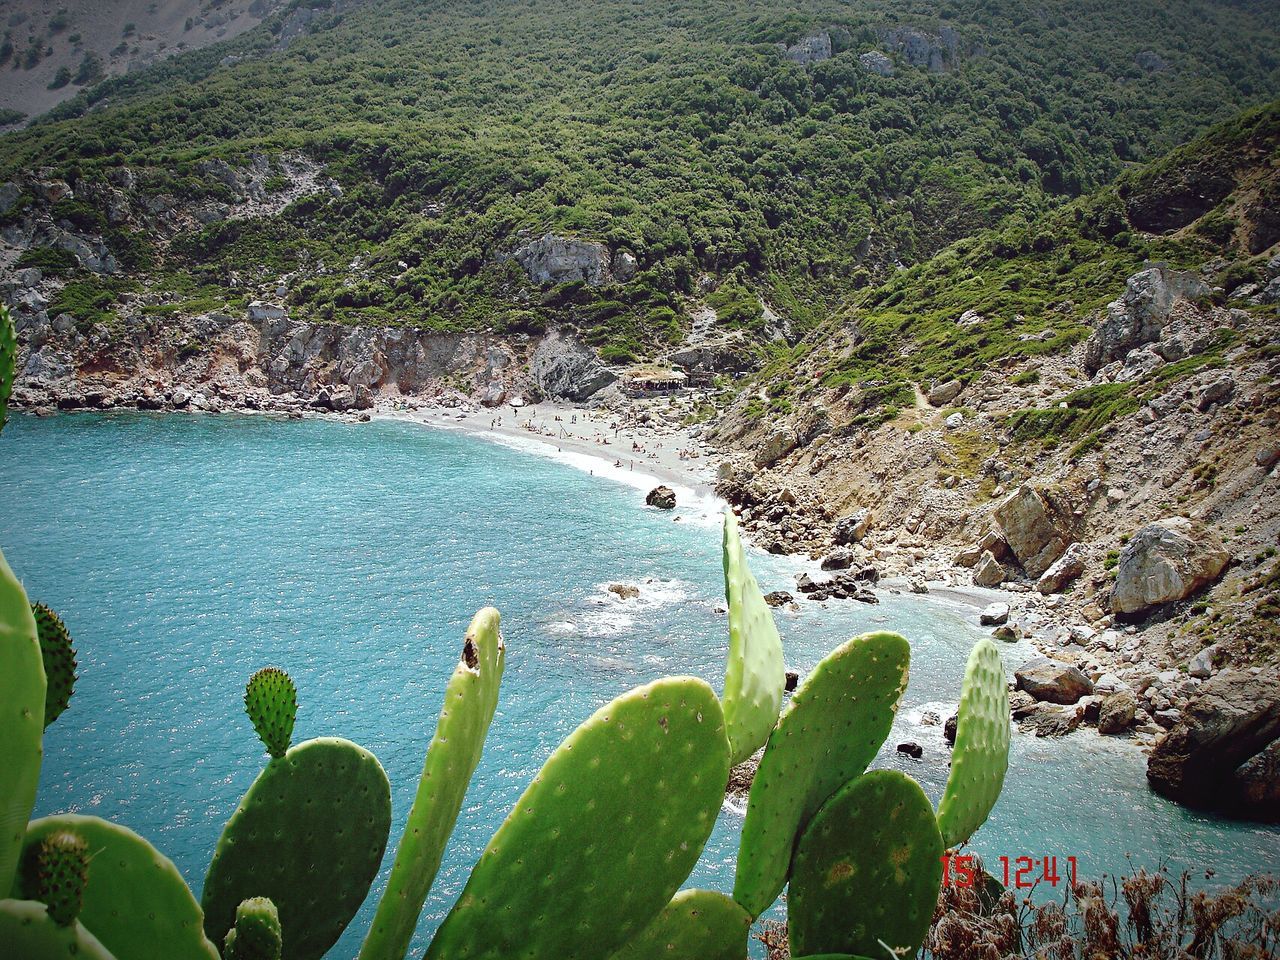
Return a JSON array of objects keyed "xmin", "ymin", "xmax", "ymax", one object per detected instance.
[{"xmin": 1, "ymin": 0, "xmax": 1278, "ymax": 363}]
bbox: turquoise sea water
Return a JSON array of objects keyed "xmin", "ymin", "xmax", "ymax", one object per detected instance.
[{"xmin": 2, "ymin": 412, "xmax": 1278, "ymax": 957}]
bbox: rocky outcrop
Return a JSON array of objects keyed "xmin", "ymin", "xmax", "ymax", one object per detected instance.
[
  {"xmin": 509, "ymin": 233, "xmax": 618, "ymax": 287},
  {"xmin": 1112, "ymin": 517, "xmax": 1229, "ymax": 616},
  {"xmin": 780, "ymin": 32, "xmax": 832, "ymax": 66},
  {"xmin": 1147, "ymin": 669, "xmax": 1280, "ymax": 821},
  {"xmin": 1082, "ymin": 265, "xmax": 1210, "ymax": 374},
  {"xmin": 876, "ymin": 26, "xmax": 961, "ymax": 72},
  {"xmin": 795, "ymin": 568, "xmax": 878, "ymax": 603},
  {"xmin": 991, "ymin": 484, "xmax": 1073, "ymax": 578},
  {"xmin": 1015, "ymin": 657, "xmax": 1094, "ymax": 704},
  {"xmin": 529, "ymin": 328, "xmax": 615, "ymax": 401},
  {"xmin": 645, "ymin": 485, "xmax": 676, "ymax": 509},
  {"xmin": 858, "ymin": 51, "xmax": 894, "ymax": 76}
]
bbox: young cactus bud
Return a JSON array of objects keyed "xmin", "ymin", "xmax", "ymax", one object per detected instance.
[
  {"xmin": 32, "ymin": 603, "xmax": 77, "ymax": 728},
  {"xmin": 244, "ymin": 667, "xmax": 297, "ymax": 759},
  {"xmin": 224, "ymin": 897, "xmax": 283, "ymax": 960},
  {"xmin": 28, "ymin": 830, "xmax": 90, "ymax": 927}
]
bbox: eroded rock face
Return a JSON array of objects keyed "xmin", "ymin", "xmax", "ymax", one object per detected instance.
[
  {"xmin": 876, "ymin": 25, "xmax": 961, "ymax": 72},
  {"xmin": 510, "ymin": 233, "xmax": 614, "ymax": 286},
  {"xmin": 858, "ymin": 51, "xmax": 894, "ymax": 76},
  {"xmin": 1147, "ymin": 669, "xmax": 1280, "ymax": 821},
  {"xmin": 529, "ymin": 328, "xmax": 615, "ymax": 401},
  {"xmin": 1112, "ymin": 517, "xmax": 1229, "ymax": 615},
  {"xmin": 780, "ymin": 32, "xmax": 832, "ymax": 65},
  {"xmin": 1083, "ymin": 265, "xmax": 1210, "ymax": 373},
  {"xmin": 1015, "ymin": 657, "xmax": 1094, "ymax": 705},
  {"xmin": 991, "ymin": 484, "xmax": 1072, "ymax": 578}
]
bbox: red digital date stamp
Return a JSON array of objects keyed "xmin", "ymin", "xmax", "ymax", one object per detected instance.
[{"xmin": 941, "ymin": 853, "xmax": 1079, "ymax": 889}]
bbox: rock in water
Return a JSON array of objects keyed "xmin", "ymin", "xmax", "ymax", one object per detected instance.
[
  {"xmin": 896, "ymin": 741, "xmax": 924, "ymax": 759},
  {"xmin": 645, "ymin": 485, "xmax": 676, "ymax": 509},
  {"xmin": 1147, "ymin": 669, "xmax": 1280, "ymax": 821},
  {"xmin": 784, "ymin": 670, "xmax": 799, "ymax": 692},
  {"xmin": 979, "ymin": 602, "xmax": 1009, "ymax": 626},
  {"xmin": 764, "ymin": 591, "xmax": 794, "ymax": 608},
  {"xmin": 607, "ymin": 583, "xmax": 640, "ymax": 600},
  {"xmin": 1015, "ymin": 656, "xmax": 1094, "ymax": 704},
  {"xmin": 1112, "ymin": 517, "xmax": 1229, "ymax": 616},
  {"xmin": 991, "ymin": 484, "xmax": 1073, "ymax": 578}
]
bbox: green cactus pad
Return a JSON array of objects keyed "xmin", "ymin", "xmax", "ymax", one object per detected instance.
[
  {"xmin": 0, "ymin": 548, "xmax": 44, "ymax": 894},
  {"xmin": 244, "ymin": 667, "xmax": 297, "ymax": 759},
  {"xmin": 425, "ymin": 676, "xmax": 731, "ymax": 960},
  {"xmin": 224, "ymin": 897, "xmax": 283, "ymax": 960},
  {"xmin": 936, "ymin": 639, "xmax": 1010, "ymax": 849},
  {"xmin": 607, "ymin": 889, "xmax": 751, "ymax": 960},
  {"xmin": 789, "ymin": 770, "xmax": 943, "ymax": 959},
  {"xmin": 31, "ymin": 604, "xmax": 77, "ymax": 729},
  {"xmin": 203, "ymin": 737, "xmax": 392, "ymax": 960},
  {"xmin": 18, "ymin": 814, "xmax": 219, "ymax": 960},
  {"xmin": 23, "ymin": 831, "xmax": 88, "ymax": 927},
  {"xmin": 0, "ymin": 898, "xmax": 117, "ymax": 960},
  {"xmin": 721, "ymin": 512, "xmax": 785, "ymax": 767},
  {"xmin": 733, "ymin": 631, "xmax": 910, "ymax": 918},
  {"xmin": 360, "ymin": 607, "xmax": 505, "ymax": 960},
  {"xmin": 0, "ymin": 303, "xmax": 16, "ymax": 434}
]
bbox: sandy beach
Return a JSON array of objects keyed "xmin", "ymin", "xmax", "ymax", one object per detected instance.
[{"xmin": 375, "ymin": 398, "xmax": 722, "ymax": 508}]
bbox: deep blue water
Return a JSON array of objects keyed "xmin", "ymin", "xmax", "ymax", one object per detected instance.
[{"xmin": 2, "ymin": 412, "xmax": 1277, "ymax": 957}]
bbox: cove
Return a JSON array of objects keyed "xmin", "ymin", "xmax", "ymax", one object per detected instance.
[{"xmin": 2, "ymin": 412, "xmax": 1277, "ymax": 958}]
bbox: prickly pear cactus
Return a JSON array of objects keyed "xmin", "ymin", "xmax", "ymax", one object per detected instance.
[
  {"xmin": 0, "ymin": 898, "xmax": 117, "ymax": 960},
  {"xmin": 359, "ymin": 608, "xmax": 505, "ymax": 960},
  {"xmin": 202, "ymin": 735, "xmax": 392, "ymax": 960},
  {"xmin": 32, "ymin": 604, "xmax": 76, "ymax": 729},
  {"xmin": 789, "ymin": 770, "xmax": 943, "ymax": 960},
  {"xmin": 224, "ymin": 897, "xmax": 282, "ymax": 960},
  {"xmin": 17, "ymin": 815, "xmax": 219, "ymax": 960},
  {"xmin": 244, "ymin": 667, "xmax": 297, "ymax": 759},
  {"xmin": 734, "ymin": 631, "xmax": 910, "ymax": 918},
  {"xmin": 607, "ymin": 889, "xmax": 751, "ymax": 960},
  {"xmin": 721, "ymin": 511, "xmax": 785, "ymax": 767},
  {"xmin": 936, "ymin": 638, "xmax": 1010, "ymax": 849},
  {"xmin": 24, "ymin": 830, "xmax": 88, "ymax": 927},
  {"xmin": 0, "ymin": 303, "xmax": 15, "ymax": 435},
  {"xmin": 0, "ymin": 547, "xmax": 44, "ymax": 894},
  {"xmin": 425, "ymin": 676, "xmax": 731, "ymax": 960}
]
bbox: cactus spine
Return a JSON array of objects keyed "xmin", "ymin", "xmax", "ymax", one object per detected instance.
[
  {"xmin": 720, "ymin": 511, "xmax": 785, "ymax": 766},
  {"xmin": 359, "ymin": 608, "xmax": 505, "ymax": 960},
  {"xmin": 31, "ymin": 604, "xmax": 77, "ymax": 729},
  {"xmin": 0, "ymin": 546, "xmax": 45, "ymax": 894},
  {"xmin": 224, "ymin": 898, "xmax": 283, "ymax": 960}
]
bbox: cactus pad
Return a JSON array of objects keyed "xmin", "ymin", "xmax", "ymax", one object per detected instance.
[
  {"xmin": 0, "ymin": 548, "xmax": 44, "ymax": 894},
  {"xmin": 425, "ymin": 676, "xmax": 731, "ymax": 960},
  {"xmin": 721, "ymin": 512, "xmax": 785, "ymax": 767},
  {"xmin": 734, "ymin": 631, "xmax": 910, "ymax": 918},
  {"xmin": 936, "ymin": 638, "xmax": 1010, "ymax": 849},
  {"xmin": 244, "ymin": 667, "xmax": 297, "ymax": 759},
  {"xmin": 789, "ymin": 770, "xmax": 943, "ymax": 959},
  {"xmin": 607, "ymin": 889, "xmax": 751, "ymax": 960},
  {"xmin": 18, "ymin": 814, "xmax": 219, "ymax": 960},
  {"xmin": 31, "ymin": 604, "xmax": 76, "ymax": 729},
  {"xmin": 224, "ymin": 897, "xmax": 282, "ymax": 960},
  {"xmin": 360, "ymin": 607, "xmax": 505, "ymax": 960},
  {"xmin": 23, "ymin": 831, "xmax": 88, "ymax": 927},
  {"xmin": 0, "ymin": 897, "xmax": 117, "ymax": 960},
  {"xmin": 0, "ymin": 303, "xmax": 15, "ymax": 435},
  {"xmin": 203, "ymin": 737, "xmax": 392, "ymax": 960}
]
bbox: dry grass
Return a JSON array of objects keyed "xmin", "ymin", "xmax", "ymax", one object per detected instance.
[{"xmin": 755, "ymin": 863, "xmax": 1279, "ymax": 960}]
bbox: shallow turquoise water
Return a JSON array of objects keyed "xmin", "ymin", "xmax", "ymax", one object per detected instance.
[{"xmin": 2, "ymin": 412, "xmax": 1277, "ymax": 957}]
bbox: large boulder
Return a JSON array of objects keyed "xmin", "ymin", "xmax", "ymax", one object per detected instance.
[
  {"xmin": 972, "ymin": 550, "xmax": 1004, "ymax": 586},
  {"xmin": 529, "ymin": 329, "xmax": 616, "ymax": 401},
  {"xmin": 831, "ymin": 509, "xmax": 871, "ymax": 546},
  {"xmin": 1082, "ymin": 265, "xmax": 1210, "ymax": 373},
  {"xmin": 1036, "ymin": 542, "xmax": 1087, "ymax": 594},
  {"xmin": 1015, "ymin": 657, "xmax": 1094, "ymax": 705},
  {"xmin": 1112, "ymin": 517, "xmax": 1229, "ymax": 616},
  {"xmin": 991, "ymin": 484, "xmax": 1072, "ymax": 578},
  {"xmin": 1147, "ymin": 670, "xmax": 1280, "ymax": 821},
  {"xmin": 1098, "ymin": 690, "xmax": 1137, "ymax": 734},
  {"xmin": 645, "ymin": 485, "xmax": 676, "ymax": 510}
]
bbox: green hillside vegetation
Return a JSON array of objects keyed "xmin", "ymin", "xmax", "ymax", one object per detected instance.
[
  {"xmin": 1, "ymin": 0, "xmax": 1278, "ymax": 358},
  {"xmin": 753, "ymin": 99, "xmax": 1279, "ymax": 435}
]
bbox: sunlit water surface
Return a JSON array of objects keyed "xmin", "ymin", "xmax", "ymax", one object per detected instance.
[{"xmin": 2, "ymin": 413, "xmax": 1277, "ymax": 957}]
